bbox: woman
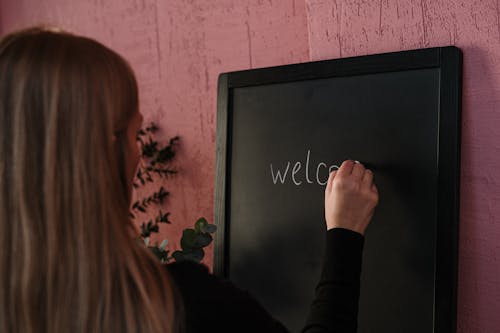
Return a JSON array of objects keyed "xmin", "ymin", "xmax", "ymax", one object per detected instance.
[{"xmin": 0, "ymin": 27, "xmax": 378, "ymax": 333}]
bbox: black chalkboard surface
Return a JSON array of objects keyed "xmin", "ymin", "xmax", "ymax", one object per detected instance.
[{"xmin": 214, "ymin": 47, "xmax": 461, "ymax": 333}]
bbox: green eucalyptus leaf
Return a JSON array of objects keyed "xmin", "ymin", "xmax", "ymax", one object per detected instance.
[
  {"xmin": 194, "ymin": 218, "xmax": 208, "ymax": 233},
  {"xmin": 201, "ymin": 224, "xmax": 217, "ymax": 234},
  {"xmin": 140, "ymin": 224, "xmax": 149, "ymax": 238},
  {"xmin": 182, "ymin": 248, "xmax": 204, "ymax": 262},
  {"xmin": 172, "ymin": 250, "xmax": 184, "ymax": 262},
  {"xmin": 195, "ymin": 233, "xmax": 212, "ymax": 247},
  {"xmin": 159, "ymin": 239, "xmax": 168, "ymax": 249},
  {"xmin": 180, "ymin": 229, "xmax": 196, "ymax": 250}
]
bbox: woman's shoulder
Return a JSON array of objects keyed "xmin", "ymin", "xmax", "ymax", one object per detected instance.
[
  {"xmin": 166, "ymin": 260, "xmax": 259, "ymax": 307},
  {"xmin": 165, "ymin": 261, "xmax": 288, "ymax": 333},
  {"xmin": 166, "ymin": 260, "xmax": 210, "ymax": 280}
]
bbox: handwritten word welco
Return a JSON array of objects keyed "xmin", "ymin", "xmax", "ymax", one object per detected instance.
[{"xmin": 270, "ymin": 150, "xmax": 340, "ymax": 186}]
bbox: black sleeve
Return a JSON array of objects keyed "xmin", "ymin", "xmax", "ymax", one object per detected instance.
[
  {"xmin": 166, "ymin": 260, "xmax": 289, "ymax": 333},
  {"xmin": 167, "ymin": 227, "xmax": 363, "ymax": 333},
  {"xmin": 302, "ymin": 227, "xmax": 365, "ymax": 333}
]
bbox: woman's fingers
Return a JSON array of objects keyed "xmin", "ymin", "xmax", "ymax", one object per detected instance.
[
  {"xmin": 326, "ymin": 170, "xmax": 337, "ymax": 194},
  {"xmin": 337, "ymin": 160, "xmax": 355, "ymax": 177},
  {"xmin": 362, "ymin": 169, "xmax": 373, "ymax": 187},
  {"xmin": 352, "ymin": 161, "xmax": 365, "ymax": 179},
  {"xmin": 328, "ymin": 160, "xmax": 375, "ymax": 192}
]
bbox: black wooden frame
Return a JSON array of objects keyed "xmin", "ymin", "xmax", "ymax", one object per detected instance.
[{"xmin": 214, "ymin": 47, "xmax": 462, "ymax": 333}]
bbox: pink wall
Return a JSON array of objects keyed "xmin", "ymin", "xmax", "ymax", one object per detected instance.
[{"xmin": 1, "ymin": 0, "xmax": 499, "ymax": 331}]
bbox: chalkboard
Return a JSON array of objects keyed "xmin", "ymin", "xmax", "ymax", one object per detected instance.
[{"xmin": 214, "ymin": 47, "xmax": 461, "ymax": 333}]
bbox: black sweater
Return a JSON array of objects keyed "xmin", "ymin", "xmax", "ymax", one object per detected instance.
[{"xmin": 167, "ymin": 228, "xmax": 364, "ymax": 333}]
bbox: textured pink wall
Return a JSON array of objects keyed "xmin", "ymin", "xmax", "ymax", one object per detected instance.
[{"xmin": 1, "ymin": 0, "xmax": 499, "ymax": 331}]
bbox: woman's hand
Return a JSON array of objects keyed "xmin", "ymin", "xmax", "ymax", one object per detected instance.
[{"xmin": 324, "ymin": 160, "xmax": 379, "ymax": 235}]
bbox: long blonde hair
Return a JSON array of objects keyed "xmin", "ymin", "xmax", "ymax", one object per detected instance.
[{"xmin": 0, "ymin": 27, "xmax": 180, "ymax": 332}]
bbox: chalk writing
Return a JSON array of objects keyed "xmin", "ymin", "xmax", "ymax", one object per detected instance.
[{"xmin": 270, "ymin": 150, "xmax": 339, "ymax": 186}]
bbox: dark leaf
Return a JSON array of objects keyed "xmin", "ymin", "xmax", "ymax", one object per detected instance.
[
  {"xmin": 140, "ymin": 224, "xmax": 150, "ymax": 238},
  {"xmin": 180, "ymin": 229, "xmax": 197, "ymax": 250},
  {"xmin": 194, "ymin": 218, "xmax": 208, "ymax": 233},
  {"xmin": 172, "ymin": 250, "xmax": 184, "ymax": 262},
  {"xmin": 170, "ymin": 136, "xmax": 180, "ymax": 145},
  {"xmin": 184, "ymin": 248, "xmax": 204, "ymax": 262},
  {"xmin": 142, "ymin": 138, "xmax": 158, "ymax": 158},
  {"xmin": 195, "ymin": 233, "xmax": 212, "ymax": 247},
  {"xmin": 172, "ymin": 248, "xmax": 204, "ymax": 263},
  {"xmin": 145, "ymin": 123, "xmax": 159, "ymax": 133},
  {"xmin": 157, "ymin": 210, "xmax": 171, "ymax": 224},
  {"xmin": 202, "ymin": 224, "xmax": 217, "ymax": 234}
]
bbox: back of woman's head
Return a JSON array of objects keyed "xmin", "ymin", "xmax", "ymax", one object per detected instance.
[{"xmin": 0, "ymin": 27, "xmax": 179, "ymax": 333}]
